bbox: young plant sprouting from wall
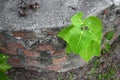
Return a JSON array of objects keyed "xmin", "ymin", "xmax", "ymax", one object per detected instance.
[{"xmin": 58, "ymin": 12, "xmax": 102, "ymax": 62}]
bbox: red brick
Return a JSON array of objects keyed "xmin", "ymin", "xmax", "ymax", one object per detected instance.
[
  {"xmin": 0, "ymin": 34, "xmax": 3, "ymax": 39},
  {"xmin": 7, "ymin": 49, "xmax": 18, "ymax": 55},
  {"xmin": 0, "ymin": 47, "xmax": 8, "ymax": 53},
  {"xmin": 26, "ymin": 66, "xmax": 39, "ymax": 71},
  {"xmin": 5, "ymin": 41, "xmax": 25, "ymax": 55},
  {"xmin": 46, "ymin": 31, "xmax": 57, "ymax": 36},
  {"xmin": 103, "ymin": 9, "xmax": 109, "ymax": 15},
  {"xmin": 25, "ymin": 59, "xmax": 40, "ymax": 65},
  {"xmin": 52, "ymin": 56, "xmax": 67, "ymax": 64},
  {"xmin": 8, "ymin": 58, "xmax": 24, "ymax": 67},
  {"xmin": 36, "ymin": 44, "xmax": 55, "ymax": 54},
  {"xmin": 23, "ymin": 49, "xmax": 39, "ymax": 57},
  {"xmin": 0, "ymin": 42, "xmax": 4, "ymax": 47},
  {"xmin": 48, "ymin": 64, "xmax": 62, "ymax": 71},
  {"xmin": 13, "ymin": 31, "xmax": 35, "ymax": 39},
  {"xmin": 0, "ymin": 42, "xmax": 18, "ymax": 55},
  {"xmin": 52, "ymin": 49, "xmax": 65, "ymax": 55},
  {"xmin": 6, "ymin": 41, "xmax": 25, "ymax": 49}
]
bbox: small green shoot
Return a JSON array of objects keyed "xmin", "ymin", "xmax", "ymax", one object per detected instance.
[
  {"xmin": 105, "ymin": 31, "xmax": 114, "ymax": 40},
  {"xmin": 57, "ymin": 77, "xmax": 62, "ymax": 80},
  {"xmin": 58, "ymin": 12, "xmax": 102, "ymax": 62},
  {"xmin": 102, "ymin": 42, "xmax": 111, "ymax": 54},
  {"xmin": 105, "ymin": 43, "xmax": 111, "ymax": 52},
  {"xmin": 69, "ymin": 73, "xmax": 74, "ymax": 80}
]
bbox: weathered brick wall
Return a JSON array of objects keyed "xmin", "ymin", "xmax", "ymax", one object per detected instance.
[
  {"xmin": 0, "ymin": 6, "xmax": 120, "ymax": 72},
  {"xmin": 0, "ymin": 29, "xmax": 65, "ymax": 71},
  {"xmin": 0, "ymin": 0, "xmax": 120, "ymax": 72},
  {"xmin": 0, "ymin": 29, "xmax": 86, "ymax": 72}
]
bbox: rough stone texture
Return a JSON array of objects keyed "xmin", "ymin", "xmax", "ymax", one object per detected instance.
[
  {"xmin": 113, "ymin": 0, "xmax": 120, "ymax": 7},
  {"xmin": 0, "ymin": 0, "xmax": 113, "ymax": 31},
  {"xmin": 99, "ymin": 6, "xmax": 120, "ymax": 48},
  {"xmin": 0, "ymin": 28, "xmax": 86, "ymax": 72}
]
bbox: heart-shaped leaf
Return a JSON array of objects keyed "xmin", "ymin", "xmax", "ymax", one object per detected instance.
[{"xmin": 58, "ymin": 12, "xmax": 102, "ymax": 62}]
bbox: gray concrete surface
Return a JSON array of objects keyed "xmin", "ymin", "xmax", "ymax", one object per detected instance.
[
  {"xmin": 113, "ymin": 0, "xmax": 120, "ymax": 7},
  {"xmin": 0, "ymin": 0, "xmax": 113, "ymax": 31}
]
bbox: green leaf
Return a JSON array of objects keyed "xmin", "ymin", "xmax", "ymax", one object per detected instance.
[
  {"xmin": 0, "ymin": 54, "xmax": 11, "ymax": 72},
  {"xmin": 71, "ymin": 12, "xmax": 84, "ymax": 27},
  {"xmin": 58, "ymin": 12, "xmax": 102, "ymax": 62},
  {"xmin": 58, "ymin": 25, "xmax": 74, "ymax": 43},
  {"xmin": 66, "ymin": 44, "xmax": 72, "ymax": 54},
  {"xmin": 68, "ymin": 28, "xmax": 83, "ymax": 53},
  {"xmin": 79, "ymin": 41, "xmax": 101, "ymax": 62},
  {"xmin": 0, "ymin": 64, "xmax": 11, "ymax": 72},
  {"xmin": 105, "ymin": 31, "xmax": 114, "ymax": 40},
  {"xmin": 68, "ymin": 26, "xmax": 91, "ymax": 53},
  {"xmin": 89, "ymin": 41, "xmax": 101, "ymax": 56},
  {"xmin": 0, "ymin": 72, "xmax": 10, "ymax": 80},
  {"xmin": 84, "ymin": 16, "xmax": 102, "ymax": 33},
  {"xmin": 95, "ymin": 30, "xmax": 102, "ymax": 40},
  {"xmin": 0, "ymin": 54, "xmax": 11, "ymax": 80},
  {"xmin": 105, "ymin": 43, "xmax": 111, "ymax": 52},
  {"xmin": 79, "ymin": 47, "xmax": 93, "ymax": 62},
  {"xmin": 83, "ymin": 31, "xmax": 100, "ymax": 41}
]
